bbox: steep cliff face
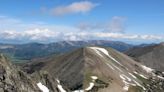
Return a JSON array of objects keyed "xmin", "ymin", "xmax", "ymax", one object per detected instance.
[
  {"xmin": 0, "ymin": 54, "xmax": 41, "ymax": 92},
  {"xmin": 31, "ymin": 71, "xmax": 59, "ymax": 92}
]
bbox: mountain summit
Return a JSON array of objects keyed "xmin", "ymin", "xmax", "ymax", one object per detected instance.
[{"xmin": 24, "ymin": 46, "xmax": 164, "ymax": 92}]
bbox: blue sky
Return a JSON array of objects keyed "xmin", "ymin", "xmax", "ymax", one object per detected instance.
[{"xmin": 0, "ymin": 0, "xmax": 164, "ymax": 44}]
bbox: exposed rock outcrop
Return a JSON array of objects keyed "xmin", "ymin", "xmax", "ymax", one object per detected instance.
[{"xmin": 0, "ymin": 54, "xmax": 40, "ymax": 92}]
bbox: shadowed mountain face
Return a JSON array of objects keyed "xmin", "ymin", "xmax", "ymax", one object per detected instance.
[
  {"xmin": 0, "ymin": 53, "xmax": 60, "ymax": 92},
  {"xmin": 126, "ymin": 43, "xmax": 164, "ymax": 72},
  {"xmin": 0, "ymin": 54, "xmax": 40, "ymax": 92},
  {"xmin": 24, "ymin": 46, "xmax": 164, "ymax": 92},
  {"xmin": 0, "ymin": 40, "xmax": 133, "ymax": 61}
]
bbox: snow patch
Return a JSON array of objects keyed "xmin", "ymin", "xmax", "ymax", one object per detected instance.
[
  {"xmin": 139, "ymin": 74, "xmax": 148, "ymax": 79},
  {"xmin": 134, "ymin": 71, "xmax": 148, "ymax": 79},
  {"xmin": 56, "ymin": 79, "xmax": 60, "ymax": 83},
  {"xmin": 56, "ymin": 79, "xmax": 67, "ymax": 92},
  {"xmin": 131, "ymin": 73, "xmax": 146, "ymax": 90},
  {"xmin": 85, "ymin": 82, "xmax": 94, "ymax": 91},
  {"xmin": 37, "ymin": 82, "xmax": 49, "ymax": 92},
  {"xmin": 72, "ymin": 90, "xmax": 84, "ymax": 92},
  {"xmin": 157, "ymin": 76, "xmax": 164, "ymax": 80},
  {"xmin": 89, "ymin": 47, "xmax": 123, "ymax": 66},
  {"xmin": 120, "ymin": 74, "xmax": 133, "ymax": 91},
  {"xmin": 133, "ymin": 71, "xmax": 137, "ymax": 74},
  {"xmin": 113, "ymin": 64, "xmax": 123, "ymax": 72},
  {"xmin": 120, "ymin": 74, "xmax": 131, "ymax": 82},
  {"xmin": 73, "ymin": 76, "xmax": 98, "ymax": 92},
  {"xmin": 57, "ymin": 85, "xmax": 67, "ymax": 92},
  {"xmin": 106, "ymin": 63, "xmax": 115, "ymax": 70},
  {"xmin": 133, "ymin": 80, "xmax": 146, "ymax": 90},
  {"xmin": 128, "ymin": 73, "xmax": 137, "ymax": 79},
  {"xmin": 84, "ymin": 76, "xmax": 98, "ymax": 91},
  {"xmin": 91, "ymin": 48, "xmax": 103, "ymax": 57},
  {"xmin": 141, "ymin": 65, "xmax": 154, "ymax": 73},
  {"xmin": 89, "ymin": 47, "xmax": 109, "ymax": 56},
  {"xmin": 91, "ymin": 76, "xmax": 98, "ymax": 80}
]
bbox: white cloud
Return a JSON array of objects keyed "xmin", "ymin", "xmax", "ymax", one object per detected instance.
[
  {"xmin": 0, "ymin": 29, "xmax": 163, "ymax": 42},
  {"xmin": 0, "ymin": 15, "xmax": 163, "ymax": 43},
  {"xmin": 50, "ymin": 1, "xmax": 98, "ymax": 16},
  {"xmin": 106, "ymin": 16, "xmax": 126, "ymax": 32},
  {"xmin": 0, "ymin": 29, "xmax": 60, "ymax": 42},
  {"xmin": 139, "ymin": 35, "xmax": 163, "ymax": 40},
  {"xmin": 94, "ymin": 32, "xmax": 163, "ymax": 40},
  {"xmin": 23, "ymin": 28, "xmax": 58, "ymax": 41},
  {"xmin": 62, "ymin": 32, "xmax": 92, "ymax": 41},
  {"xmin": 77, "ymin": 16, "xmax": 126, "ymax": 33},
  {"xmin": 77, "ymin": 22, "xmax": 103, "ymax": 31},
  {"xmin": 0, "ymin": 30, "xmax": 19, "ymax": 39}
]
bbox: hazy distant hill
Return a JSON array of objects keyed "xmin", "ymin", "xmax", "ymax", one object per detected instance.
[{"xmin": 0, "ymin": 40, "xmax": 133, "ymax": 62}]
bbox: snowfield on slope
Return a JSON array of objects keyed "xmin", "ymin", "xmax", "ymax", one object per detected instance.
[
  {"xmin": 119, "ymin": 74, "xmax": 136, "ymax": 91},
  {"xmin": 141, "ymin": 65, "xmax": 154, "ymax": 73},
  {"xmin": 85, "ymin": 76, "xmax": 98, "ymax": 91},
  {"xmin": 128, "ymin": 73, "xmax": 137, "ymax": 79},
  {"xmin": 56, "ymin": 79, "xmax": 67, "ymax": 92},
  {"xmin": 89, "ymin": 47, "xmax": 124, "ymax": 72},
  {"xmin": 89, "ymin": 47, "xmax": 123, "ymax": 66},
  {"xmin": 73, "ymin": 76, "xmax": 98, "ymax": 92},
  {"xmin": 37, "ymin": 82, "xmax": 49, "ymax": 92},
  {"xmin": 89, "ymin": 47, "xmax": 149, "ymax": 91}
]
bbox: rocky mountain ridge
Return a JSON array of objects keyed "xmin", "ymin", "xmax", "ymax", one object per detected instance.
[
  {"xmin": 23, "ymin": 46, "xmax": 164, "ymax": 92},
  {"xmin": 126, "ymin": 42, "xmax": 164, "ymax": 71},
  {"xmin": 0, "ymin": 53, "xmax": 40, "ymax": 92},
  {"xmin": 0, "ymin": 40, "xmax": 133, "ymax": 61},
  {"xmin": 1, "ymin": 45, "xmax": 164, "ymax": 92}
]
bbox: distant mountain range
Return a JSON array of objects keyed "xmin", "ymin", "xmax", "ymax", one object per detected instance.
[
  {"xmin": 1, "ymin": 40, "xmax": 164, "ymax": 92},
  {"xmin": 0, "ymin": 40, "xmax": 133, "ymax": 62}
]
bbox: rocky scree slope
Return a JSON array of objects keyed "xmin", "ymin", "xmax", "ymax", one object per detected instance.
[
  {"xmin": 125, "ymin": 42, "xmax": 164, "ymax": 72},
  {"xmin": 24, "ymin": 46, "xmax": 164, "ymax": 92},
  {"xmin": 0, "ymin": 53, "xmax": 59, "ymax": 92}
]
